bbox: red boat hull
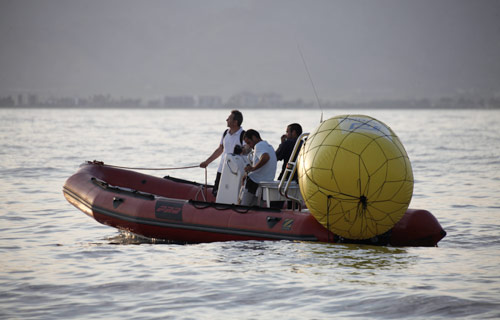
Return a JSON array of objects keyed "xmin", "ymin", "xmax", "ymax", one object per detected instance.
[{"xmin": 63, "ymin": 162, "xmax": 446, "ymax": 246}]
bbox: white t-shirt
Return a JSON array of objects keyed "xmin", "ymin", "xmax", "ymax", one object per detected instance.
[
  {"xmin": 248, "ymin": 140, "xmax": 277, "ymax": 183},
  {"xmin": 217, "ymin": 127, "xmax": 245, "ymax": 173}
]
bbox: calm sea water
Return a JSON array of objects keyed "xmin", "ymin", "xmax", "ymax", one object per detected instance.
[{"xmin": 1, "ymin": 108, "xmax": 499, "ymax": 319}]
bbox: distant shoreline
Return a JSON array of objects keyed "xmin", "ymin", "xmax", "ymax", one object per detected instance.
[{"xmin": 2, "ymin": 92, "xmax": 500, "ymax": 110}]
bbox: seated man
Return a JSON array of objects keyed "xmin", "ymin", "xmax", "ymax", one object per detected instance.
[
  {"xmin": 276, "ymin": 123, "xmax": 303, "ymax": 181},
  {"xmin": 239, "ymin": 129, "xmax": 277, "ymax": 206}
]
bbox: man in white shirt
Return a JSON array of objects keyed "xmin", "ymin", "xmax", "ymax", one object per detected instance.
[
  {"xmin": 239, "ymin": 129, "xmax": 277, "ymax": 206},
  {"xmin": 200, "ymin": 110, "xmax": 245, "ymax": 196}
]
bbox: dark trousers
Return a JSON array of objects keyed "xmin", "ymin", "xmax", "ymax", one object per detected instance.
[
  {"xmin": 213, "ymin": 172, "xmax": 222, "ymax": 196},
  {"xmin": 245, "ymin": 176, "xmax": 259, "ymax": 194}
]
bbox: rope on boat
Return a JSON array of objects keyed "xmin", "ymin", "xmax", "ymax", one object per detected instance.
[
  {"xmin": 90, "ymin": 160, "xmax": 209, "ymax": 200},
  {"xmin": 97, "ymin": 162, "xmax": 200, "ymax": 171}
]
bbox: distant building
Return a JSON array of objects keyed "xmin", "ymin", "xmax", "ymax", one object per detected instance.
[
  {"xmin": 227, "ymin": 92, "xmax": 284, "ymax": 108},
  {"xmin": 227, "ymin": 92, "xmax": 258, "ymax": 108},
  {"xmin": 28, "ymin": 94, "xmax": 38, "ymax": 106},
  {"xmin": 147, "ymin": 99, "xmax": 162, "ymax": 108},
  {"xmin": 197, "ymin": 95, "xmax": 223, "ymax": 108},
  {"xmin": 77, "ymin": 97, "xmax": 89, "ymax": 107},
  {"xmin": 164, "ymin": 95, "xmax": 196, "ymax": 108},
  {"xmin": 0, "ymin": 96, "xmax": 15, "ymax": 107},
  {"xmin": 91, "ymin": 94, "xmax": 112, "ymax": 107},
  {"xmin": 259, "ymin": 92, "xmax": 283, "ymax": 108},
  {"xmin": 17, "ymin": 94, "xmax": 24, "ymax": 107}
]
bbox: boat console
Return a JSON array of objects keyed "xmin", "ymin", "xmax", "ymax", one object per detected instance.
[
  {"xmin": 215, "ymin": 153, "xmax": 304, "ymax": 208},
  {"xmin": 215, "ymin": 153, "xmax": 249, "ymax": 205}
]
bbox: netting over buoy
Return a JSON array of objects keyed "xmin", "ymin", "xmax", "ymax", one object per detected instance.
[{"xmin": 297, "ymin": 115, "xmax": 414, "ymax": 240}]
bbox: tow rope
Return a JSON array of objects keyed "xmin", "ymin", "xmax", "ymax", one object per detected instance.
[{"xmin": 89, "ymin": 160, "xmax": 209, "ymax": 200}]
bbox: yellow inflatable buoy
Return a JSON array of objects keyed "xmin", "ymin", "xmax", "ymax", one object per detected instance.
[{"xmin": 297, "ymin": 115, "xmax": 414, "ymax": 240}]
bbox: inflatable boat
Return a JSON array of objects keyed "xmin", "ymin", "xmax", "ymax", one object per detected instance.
[{"xmin": 63, "ymin": 161, "xmax": 446, "ymax": 246}]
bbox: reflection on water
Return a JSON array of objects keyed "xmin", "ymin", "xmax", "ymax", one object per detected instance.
[
  {"xmin": 333, "ymin": 244, "xmax": 412, "ymax": 270},
  {"xmin": 105, "ymin": 231, "xmax": 177, "ymax": 245}
]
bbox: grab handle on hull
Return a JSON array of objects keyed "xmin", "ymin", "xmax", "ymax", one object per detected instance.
[{"xmin": 113, "ymin": 197, "xmax": 124, "ymax": 208}]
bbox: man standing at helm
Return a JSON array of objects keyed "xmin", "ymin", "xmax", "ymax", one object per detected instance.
[{"xmin": 200, "ymin": 110, "xmax": 245, "ymax": 196}]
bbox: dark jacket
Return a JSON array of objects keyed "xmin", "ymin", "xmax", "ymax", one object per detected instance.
[{"xmin": 276, "ymin": 138, "xmax": 298, "ymax": 181}]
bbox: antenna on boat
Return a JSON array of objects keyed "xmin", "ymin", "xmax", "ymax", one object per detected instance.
[{"xmin": 297, "ymin": 43, "xmax": 323, "ymax": 122}]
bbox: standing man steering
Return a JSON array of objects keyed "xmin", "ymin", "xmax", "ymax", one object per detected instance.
[{"xmin": 200, "ymin": 110, "xmax": 245, "ymax": 196}]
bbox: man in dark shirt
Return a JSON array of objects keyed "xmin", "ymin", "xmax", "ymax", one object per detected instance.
[{"xmin": 276, "ymin": 123, "xmax": 303, "ymax": 181}]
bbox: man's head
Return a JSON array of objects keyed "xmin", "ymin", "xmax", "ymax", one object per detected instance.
[
  {"xmin": 226, "ymin": 110, "xmax": 243, "ymax": 128},
  {"xmin": 286, "ymin": 123, "xmax": 303, "ymax": 139},
  {"xmin": 243, "ymin": 129, "xmax": 261, "ymax": 149}
]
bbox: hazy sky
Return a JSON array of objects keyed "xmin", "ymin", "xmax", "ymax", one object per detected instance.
[{"xmin": 1, "ymin": 0, "xmax": 499, "ymax": 101}]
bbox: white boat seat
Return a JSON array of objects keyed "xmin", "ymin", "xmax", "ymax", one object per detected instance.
[{"xmin": 259, "ymin": 180, "xmax": 303, "ymax": 208}]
